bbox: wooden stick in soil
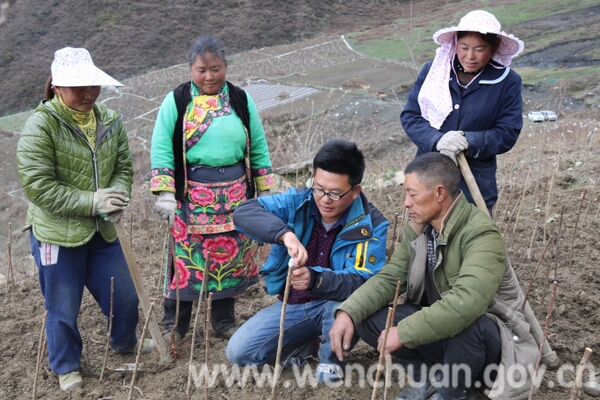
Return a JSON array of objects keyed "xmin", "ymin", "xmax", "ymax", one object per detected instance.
[
  {"xmin": 553, "ymin": 206, "xmax": 565, "ymax": 280},
  {"xmin": 581, "ymin": 170, "xmax": 599, "ymax": 227},
  {"xmin": 595, "ymin": 194, "xmax": 600, "ymax": 223},
  {"xmin": 128, "ymin": 302, "xmax": 154, "ymax": 400},
  {"xmin": 498, "ymin": 165, "xmax": 519, "ymax": 230},
  {"xmin": 527, "ymin": 211, "xmax": 542, "ymax": 261},
  {"xmin": 383, "ymin": 281, "xmax": 402, "ymax": 400},
  {"xmin": 114, "ymin": 220, "xmax": 168, "ymax": 362},
  {"xmin": 32, "ymin": 310, "xmax": 48, "ymax": 400},
  {"xmin": 204, "ymin": 292, "xmax": 213, "ymax": 400},
  {"xmin": 567, "ymin": 188, "xmax": 587, "ymax": 289},
  {"xmin": 512, "ymin": 167, "xmax": 532, "ymax": 234},
  {"xmin": 527, "ymin": 281, "xmax": 557, "ymax": 400},
  {"xmin": 373, "ymin": 281, "xmax": 401, "ymax": 400},
  {"xmin": 388, "ymin": 213, "xmax": 399, "ymax": 261},
  {"xmin": 7, "ymin": 222, "xmax": 16, "ymax": 315},
  {"xmin": 270, "ymin": 264, "xmax": 294, "ymax": 400},
  {"xmin": 543, "ymin": 159, "xmax": 558, "ymax": 242},
  {"xmin": 6, "ymin": 241, "xmax": 15, "ymax": 315},
  {"xmin": 522, "ymin": 236, "xmax": 553, "ymax": 309},
  {"xmin": 99, "ymin": 277, "xmax": 115, "ymax": 383},
  {"xmin": 570, "ymin": 347, "xmax": 593, "ymax": 400},
  {"xmin": 186, "ymin": 250, "xmax": 211, "ymax": 396},
  {"xmin": 372, "ymin": 307, "xmax": 394, "ymax": 400},
  {"xmin": 171, "ymin": 233, "xmax": 181, "ymax": 351},
  {"xmin": 157, "ymin": 228, "xmax": 169, "ymax": 291}
]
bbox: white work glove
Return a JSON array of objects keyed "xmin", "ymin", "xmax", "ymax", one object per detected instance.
[
  {"xmin": 257, "ymin": 190, "xmax": 271, "ymax": 198},
  {"xmin": 92, "ymin": 188, "xmax": 128, "ymax": 216},
  {"xmin": 436, "ymin": 130, "xmax": 468, "ymax": 164},
  {"xmin": 155, "ymin": 192, "xmax": 177, "ymax": 226}
]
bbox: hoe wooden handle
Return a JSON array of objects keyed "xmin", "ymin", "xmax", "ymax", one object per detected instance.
[
  {"xmin": 456, "ymin": 152, "xmax": 490, "ymax": 217},
  {"xmin": 115, "ymin": 220, "xmax": 169, "ymax": 363}
]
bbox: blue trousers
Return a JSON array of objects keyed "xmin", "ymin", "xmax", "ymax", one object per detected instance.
[
  {"xmin": 226, "ymin": 299, "xmax": 355, "ymax": 366},
  {"xmin": 30, "ymin": 232, "xmax": 139, "ymax": 374},
  {"xmin": 356, "ymin": 303, "xmax": 501, "ymax": 399}
]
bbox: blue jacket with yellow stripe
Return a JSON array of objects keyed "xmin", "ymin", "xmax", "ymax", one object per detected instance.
[{"xmin": 233, "ymin": 187, "xmax": 389, "ymax": 298}]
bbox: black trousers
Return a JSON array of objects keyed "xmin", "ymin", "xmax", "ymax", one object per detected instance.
[
  {"xmin": 356, "ymin": 303, "xmax": 501, "ymax": 399},
  {"xmin": 163, "ymin": 297, "xmax": 236, "ymax": 337}
]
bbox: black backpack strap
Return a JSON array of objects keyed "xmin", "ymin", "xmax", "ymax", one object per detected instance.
[
  {"xmin": 172, "ymin": 81, "xmax": 255, "ymax": 200},
  {"xmin": 226, "ymin": 81, "xmax": 255, "ymax": 198},
  {"xmin": 172, "ymin": 81, "xmax": 191, "ymax": 201}
]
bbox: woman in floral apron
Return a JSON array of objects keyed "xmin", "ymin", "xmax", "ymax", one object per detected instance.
[{"xmin": 150, "ymin": 36, "xmax": 275, "ymax": 341}]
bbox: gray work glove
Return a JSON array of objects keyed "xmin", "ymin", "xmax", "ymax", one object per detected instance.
[
  {"xmin": 436, "ymin": 130, "xmax": 468, "ymax": 164},
  {"xmin": 155, "ymin": 191, "xmax": 177, "ymax": 226},
  {"xmin": 92, "ymin": 188, "xmax": 128, "ymax": 216},
  {"xmin": 257, "ymin": 190, "xmax": 271, "ymax": 198}
]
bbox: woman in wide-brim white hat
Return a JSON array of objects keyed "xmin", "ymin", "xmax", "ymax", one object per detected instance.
[
  {"xmin": 17, "ymin": 47, "xmax": 153, "ymax": 391},
  {"xmin": 401, "ymin": 10, "xmax": 525, "ymax": 215}
]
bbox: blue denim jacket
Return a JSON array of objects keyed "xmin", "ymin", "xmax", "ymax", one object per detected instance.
[{"xmin": 233, "ymin": 187, "xmax": 389, "ymax": 298}]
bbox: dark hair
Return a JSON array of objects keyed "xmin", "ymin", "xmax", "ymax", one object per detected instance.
[
  {"xmin": 187, "ymin": 36, "xmax": 227, "ymax": 66},
  {"xmin": 405, "ymin": 153, "xmax": 461, "ymax": 198},
  {"xmin": 44, "ymin": 76, "xmax": 55, "ymax": 100},
  {"xmin": 313, "ymin": 139, "xmax": 365, "ymax": 186},
  {"xmin": 457, "ymin": 31, "xmax": 500, "ymax": 51}
]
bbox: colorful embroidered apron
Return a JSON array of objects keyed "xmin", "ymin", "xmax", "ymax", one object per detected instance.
[{"xmin": 166, "ymin": 162, "xmax": 258, "ymax": 301}]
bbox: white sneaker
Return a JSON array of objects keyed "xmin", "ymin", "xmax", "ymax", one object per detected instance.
[
  {"xmin": 133, "ymin": 338, "xmax": 155, "ymax": 354},
  {"xmin": 59, "ymin": 371, "xmax": 83, "ymax": 391}
]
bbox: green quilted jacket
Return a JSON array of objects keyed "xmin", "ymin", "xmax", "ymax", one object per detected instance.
[
  {"xmin": 339, "ymin": 195, "xmax": 539, "ymax": 399},
  {"xmin": 17, "ymin": 97, "xmax": 133, "ymax": 247}
]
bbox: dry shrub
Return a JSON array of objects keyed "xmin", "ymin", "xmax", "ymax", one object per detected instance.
[{"xmin": 341, "ymin": 75, "xmax": 369, "ymax": 89}]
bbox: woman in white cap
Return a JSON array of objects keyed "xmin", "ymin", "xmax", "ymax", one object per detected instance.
[
  {"xmin": 17, "ymin": 47, "xmax": 152, "ymax": 391},
  {"xmin": 150, "ymin": 36, "xmax": 275, "ymax": 344},
  {"xmin": 401, "ymin": 10, "xmax": 524, "ymax": 216}
]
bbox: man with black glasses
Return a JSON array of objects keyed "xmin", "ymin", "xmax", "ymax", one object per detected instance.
[{"xmin": 227, "ymin": 139, "xmax": 389, "ymax": 384}]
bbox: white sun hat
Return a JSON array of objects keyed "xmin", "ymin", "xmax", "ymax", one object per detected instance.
[
  {"xmin": 417, "ymin": 10, "xmax": 524, "ymax": 129},
  {"xmin": 51, "ymin": 47, "xmax": 123, "ymax": 87},
  {"xmin": 432, "ymin": 10, "xmax": 524, "ymax": 66}
]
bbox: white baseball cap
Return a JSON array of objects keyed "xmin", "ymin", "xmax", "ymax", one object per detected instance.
[{"xmin": 51, "ymin": 47, "xmax": 123, "ymax": 87}]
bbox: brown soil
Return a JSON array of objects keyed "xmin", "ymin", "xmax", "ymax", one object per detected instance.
[
  {"xmin": 3, "ymin": 2, "xmax": 600, "ymax": 399},
  {"xmin": 3, "ymin": 111, "xmax": 600, "ymax": 400}
]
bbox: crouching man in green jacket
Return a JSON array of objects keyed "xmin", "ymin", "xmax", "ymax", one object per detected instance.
[{"xmin": 330, "ymin": 153, "xmax": 538, "ymax": 400}]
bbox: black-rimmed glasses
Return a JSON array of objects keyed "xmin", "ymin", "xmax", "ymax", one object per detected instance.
[{"xmin": 311, "ymin": 186, "xmax": 354, "ymax": 201}]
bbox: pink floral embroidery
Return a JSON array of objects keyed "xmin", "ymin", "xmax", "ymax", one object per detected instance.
[
  {"xmin": 170, "ymin": 258, "xmax": 190, "ymax": 289},
  {"xmin": 264, "ymin": 175, "xmax": 275, "ymax": 187},
  {"xmin": 203, "ymin": 236, "xmax": 239, "ymax": 264},
  {"xmin": 213, "ymin": 215, "xmax": 228, "ymax": 225},
  {"xmin": 190, "ymin": 186, "xmax": 216, "ymax": 206},
  {"xmin": 226, "ymin": 183, "xmax": 245, "ymax": 203},
  {"xmin": 172, "ymin": 216, "xmax": 187, "ymax": 242},
  {"xmin": 191, "ymin": 234, "xmax": 204, "ymax": 243},
  {"xmin": 195, "ymin": 270, "xmax": 204, "ymax": 280},
  {"xmin": 206, "ymin": 98, "xmax": 218, "ymax": 108},
  {"xmin": 232, "ymin": 268, "xmax": 244, "ymax": 277},
  {"xmin": 196, "ymin": 213, "xmax": 210, "ymax": 225}
]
